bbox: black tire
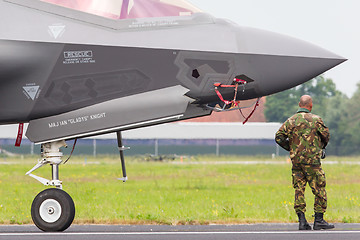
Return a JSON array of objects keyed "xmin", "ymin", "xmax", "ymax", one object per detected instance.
[{"xmin": 31, "ymin": 188, "xmax": 75, "ymax": 232}]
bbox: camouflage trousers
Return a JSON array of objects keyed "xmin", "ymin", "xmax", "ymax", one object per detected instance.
[{"xmin": 292, "ymin": 163, "xmax": 327, "ymax": 214}]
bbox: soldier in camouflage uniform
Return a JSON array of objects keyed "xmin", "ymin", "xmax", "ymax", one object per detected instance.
[{"xmin": 275, "ymin": 95, "xmax": 334, "ymax": 230}]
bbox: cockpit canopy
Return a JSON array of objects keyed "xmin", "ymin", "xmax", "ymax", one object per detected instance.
[{"xmin": 41, "ymin": 0, "xmax": 202, "ymax": 20}]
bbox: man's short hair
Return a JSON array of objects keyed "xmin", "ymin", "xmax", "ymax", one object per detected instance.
[{"xmin": 299, "ymin": 95, "xmax": 312, "ymax": 108}]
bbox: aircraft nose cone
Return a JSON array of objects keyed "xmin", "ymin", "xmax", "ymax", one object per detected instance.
[
  {"xmin": 234, "ymin": 26, "xmax": 346, "ymax": 95},
  {"xmin": 237, "ymin": 26, "xmax": 345, "ymax": 60}
]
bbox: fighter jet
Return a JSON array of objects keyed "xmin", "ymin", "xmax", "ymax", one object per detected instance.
[{"xmin": 0, "ymin": 0, "xmax": 345, "ymax": 232}]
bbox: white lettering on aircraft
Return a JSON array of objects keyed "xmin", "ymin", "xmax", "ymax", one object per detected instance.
[
  {"xmin": 64, "ymin": 51, "xmax": 93, "ymax": 58},
  {"xmin": 48, "ymin": 113, "xmax": 106, "ymax": 128},
  {"xmin": 63, "ymin": 51, "xmax": 96, "ymax": 65}
]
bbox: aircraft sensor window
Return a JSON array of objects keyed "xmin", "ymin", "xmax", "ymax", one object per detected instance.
[
  {"xmin": 192, "ymin": 69, "xmax": 200, "ymax": 79},
  {"xmin": 40, "ymin": 0, "xmax": 201, "ymax": 20}
]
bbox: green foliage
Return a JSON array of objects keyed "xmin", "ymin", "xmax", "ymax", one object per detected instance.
[
  {"xmin": 336, "ymin": 83, "xmax": 360, "ymax": 155},
  {"xmin": 265, "ymin": 76, "xmax": 340, "ymax": 122},
  {"xmin": 323, "ymin": 93, "xmax": 349, "ymax": 155},
  {"xmin": 264, "ymin": 89, "xmax": 298, "ymax": 123},
  {"xmin": 302, "ymin": 76, "xmax": 342, "ymax": 118},
  {"xmin": 265, "ymin": 76, "xmax": 360, "ymax": 156}
]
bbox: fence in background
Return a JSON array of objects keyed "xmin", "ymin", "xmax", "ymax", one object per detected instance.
[{"xmin": 0, "ymin": 138, "xmax": 286, "ymax": 157}]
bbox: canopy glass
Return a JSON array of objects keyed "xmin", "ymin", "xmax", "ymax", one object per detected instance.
[{"xmin": 41, "ymin": 0, "xmax": 202, "ymax": 19}]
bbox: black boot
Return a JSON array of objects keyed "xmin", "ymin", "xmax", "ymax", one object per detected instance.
[
  {"xmin": 297, "ymin": 212, "xmax": 312, "ymax": 230},
  {"xmin": 313, "ymin": 212, "xmax": 335, "ymax": 230}
]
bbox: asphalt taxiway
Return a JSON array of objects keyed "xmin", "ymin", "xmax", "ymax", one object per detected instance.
[{"xmin": 1, "ymin": 224, "xmax": 360, "ymax": 240}]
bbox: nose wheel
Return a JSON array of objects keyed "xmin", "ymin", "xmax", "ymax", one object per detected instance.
[
  {"xmin": 31, "ymin": 188, "xmax": 75, "ymax": 232},
  {"xmin": 26, "ymin": 141, "xmax": 75, "ymax": 231}
]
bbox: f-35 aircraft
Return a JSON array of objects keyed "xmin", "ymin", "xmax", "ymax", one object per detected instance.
[{"xmin": 0, "ymin": 0, "xmax": 345, "ymax": 232}]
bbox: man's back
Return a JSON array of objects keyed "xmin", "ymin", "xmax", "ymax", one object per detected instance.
[{"xmin": 276, "ymin": 109, "xmax": 329, "ymax": 165}]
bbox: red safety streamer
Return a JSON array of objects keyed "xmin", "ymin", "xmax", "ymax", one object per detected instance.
[
  {"xmin": 214, "ymin": 88, "xmax": 232, "ymax": 105},
  {"xmin": 240, "ymin": 98, "xmax": 261, "ymax": 125},
  {"xmin": 15, "ymin": 123, "xmax": 24, "ymax": 147}
]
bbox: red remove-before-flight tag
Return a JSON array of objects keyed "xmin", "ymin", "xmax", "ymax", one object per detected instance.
[{"xmin": 15, "ymin": 123, "xmax": 24, "ymax": 147}]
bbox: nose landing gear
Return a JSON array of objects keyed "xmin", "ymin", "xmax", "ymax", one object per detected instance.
[
  {"xmin": 26, "ymin": 140, "xmax": 75, "ymax": 232},
  {"xmin": 27, "ymin": 134, "xmax": 128, "ymax": 232}
]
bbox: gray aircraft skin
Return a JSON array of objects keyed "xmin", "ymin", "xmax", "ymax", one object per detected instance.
[
  {"xmin": 0, "ymin": 0, "xmax": 346, "ymax": 143},
  {"xmin": 0, "ymin": 0, "xmax": 346, "ymax": 232}
]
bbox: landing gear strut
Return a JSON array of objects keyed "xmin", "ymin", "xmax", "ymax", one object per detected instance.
[{"xmin": 26, "ymin": 140, "xmax": 75, "ymax": 232}]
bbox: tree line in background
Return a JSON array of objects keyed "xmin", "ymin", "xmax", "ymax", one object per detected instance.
[{"xmin": 265, "ymin": 76, "xmax": 360, "ymax": 156}]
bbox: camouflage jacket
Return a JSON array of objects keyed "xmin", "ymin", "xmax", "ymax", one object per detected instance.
[{"xmin": 275, "ymin": 108, "xmax": 330, "ymax": 165}]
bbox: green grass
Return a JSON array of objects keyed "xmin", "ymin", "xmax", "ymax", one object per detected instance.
[{"xmin": 0, "ymin": 155, "xmax": 360, "ymax": 225}]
